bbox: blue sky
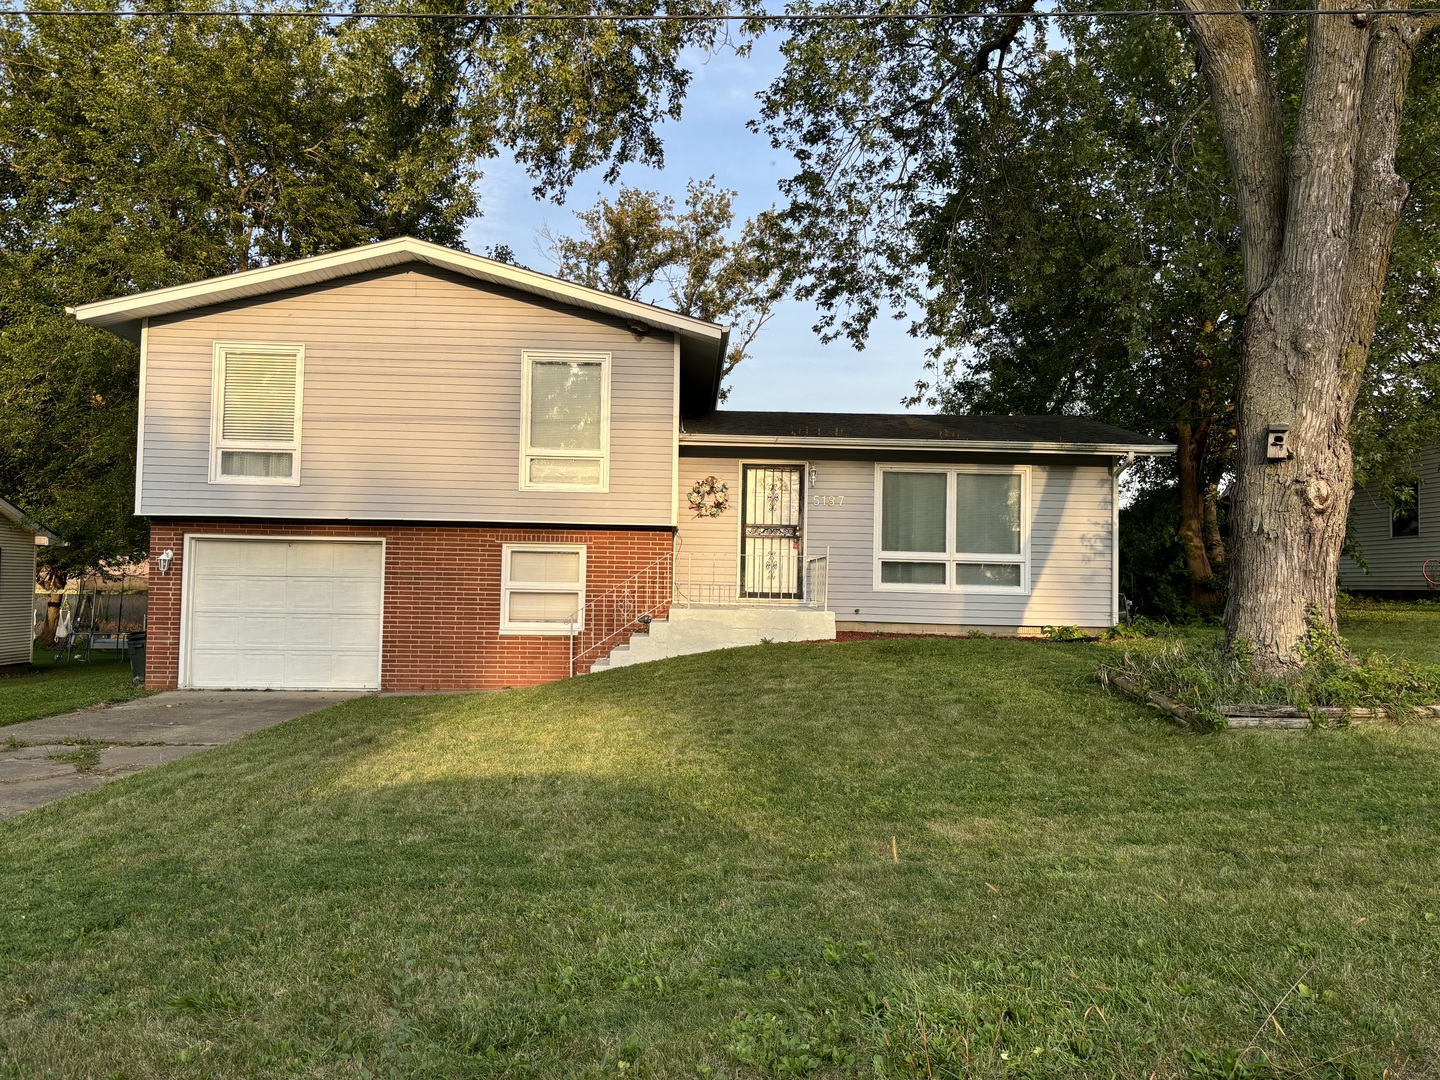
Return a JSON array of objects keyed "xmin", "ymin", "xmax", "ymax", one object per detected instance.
[{"xmin": 460, "ymin": 36, "xmax": 929, "ymax": 414}]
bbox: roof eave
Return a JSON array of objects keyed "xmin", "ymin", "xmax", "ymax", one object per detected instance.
[
  {"xmin": 678, "ymin": 433, "xmax": 1177, "ymax": 456},
  {"xmin": 67, "ymin": 237, "xmax": 728, "ymax": 360},
  {"xmin": 0, "ymin": 496, "xmax": 59, "ymax": 540}
]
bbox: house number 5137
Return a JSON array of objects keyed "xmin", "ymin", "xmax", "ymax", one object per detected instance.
[{"xmin": 812, "ymin": 495, "xmax": 845, "ymax": 507}]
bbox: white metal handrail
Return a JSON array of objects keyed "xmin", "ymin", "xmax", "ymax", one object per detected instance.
[
  {"xmin": 569, "ymin": 553, "xmax": 673, "ymax": 676},
  {"xmin": 673, "ymin": 548, "xmax": 830, "ymax": 611},
  {"xmin": 804, "ymin": 551, "xmax": 830, "ymax": 611}
]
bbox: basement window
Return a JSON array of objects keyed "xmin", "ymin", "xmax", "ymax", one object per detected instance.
[{"xmin": 500, "ymin": 544, "xmax": 586, "ymax": 635}]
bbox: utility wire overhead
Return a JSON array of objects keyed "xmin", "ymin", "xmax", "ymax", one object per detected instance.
[{"xmin": 1, "ymin": 4, "xmax": 1438, "ymax": 17}]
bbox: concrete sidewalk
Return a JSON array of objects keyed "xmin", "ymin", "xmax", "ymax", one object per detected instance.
[{"xmin": 0, "ymin": 691, "xmax": 362, "ymax": 820}]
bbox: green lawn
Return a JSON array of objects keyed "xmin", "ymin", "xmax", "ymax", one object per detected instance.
[
  {"xmin": 0, "ymin": 650, "xmax": 146, "ymax": 728},
  {"xmin": 1339, "ymin": 597, "xmax": 1440, "ymax": 665},
  {"xmin": 0, "ymin": 614, "xmax": 1437, "ymax": 1077}
]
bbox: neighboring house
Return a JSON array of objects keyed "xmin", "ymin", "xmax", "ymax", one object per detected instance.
[
  {"xmin": 70, "ymin": 237, "xmax": 1173, "ymax": 692},
  {"xmin": 1340, "ymin": 452, "xmax": 1439, "ymax": 595},
  {"xmin": 0, "ymin": 497, "xmax": 57, "ymax": 673}
]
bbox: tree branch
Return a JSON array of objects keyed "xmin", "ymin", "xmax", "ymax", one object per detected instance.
[
  {"xmin": 969, "ymin": 0, "xmax": 1038, "ymax": 76},
  {"xmin": 1340, "ymin": 11, "xmax": 1421, "ymax": 409},
  {"xmin": 1177, "ymin": 0, "xmax": 1287, "ymax": 297},
  {"xmin": 1411, "ymin": 10, "xmax": 1440, "ymax": 36}
]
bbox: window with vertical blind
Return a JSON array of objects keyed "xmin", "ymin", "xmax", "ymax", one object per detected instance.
[
  {"xmin": 209, "ymin": 343, "xmax": 304, "ymax": 484},
  {"xmin": 520, "ymin": 352, "xmax": 610, "ymax": 491},
  {"xmin": 500, "ymin": 544, "xmax": 586, "ymax": 634},
  {"xmin": 875, "ymin": 465, "xmax": 1029, "ymax": 591}
]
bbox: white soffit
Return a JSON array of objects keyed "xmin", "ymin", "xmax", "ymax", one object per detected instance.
[{"xmin": 68, "ymin": 236, "xmax": 728, "ymax": 352}]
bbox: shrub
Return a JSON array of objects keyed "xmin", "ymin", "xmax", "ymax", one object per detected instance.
[{"xmin": 1109, "ymin": 610, "xmax": 1440, "ymax": 724}]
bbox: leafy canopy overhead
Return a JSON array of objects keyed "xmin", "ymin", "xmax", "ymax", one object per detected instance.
[
  {"xmin": 755, "ymin": 1, "xmax": 1440, "ymax": 608},
  {"xmin": 0, "ymin": 2, "xmax": 728, "ymax": 574},
  {"xmin": 758, "ymin": 3, "xmax": 1440, "ymax": 458}
]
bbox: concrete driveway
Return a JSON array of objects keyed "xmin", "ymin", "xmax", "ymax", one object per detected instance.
[{"xmin": 0, "ymin": 691, "xmax": 362, "ymax": 820}]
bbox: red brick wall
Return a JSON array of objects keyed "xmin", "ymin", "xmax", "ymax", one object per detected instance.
[{"xmin": 145, "ymin": 521, "xmax": 674, "ymax": 691}]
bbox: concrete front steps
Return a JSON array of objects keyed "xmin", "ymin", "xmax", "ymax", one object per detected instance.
[{"xmin": 587, "ymin": 606, "xmax": 836, "ymax": 672}]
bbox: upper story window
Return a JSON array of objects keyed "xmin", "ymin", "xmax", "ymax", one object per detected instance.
[
  {"xmin": 210, "ymin": 343, "xmax": 303, "ymax": 485},
  {"xmin": 1392, "ymin": 480, "xmax": 1421, "ymax": 538},
  {"xmin": 520, "ymin": 352, "xmax": 609, "ymax": 491},
  {"xmin": 875, "ymin": 465, "xmax": 1029, "ymax": 592}
]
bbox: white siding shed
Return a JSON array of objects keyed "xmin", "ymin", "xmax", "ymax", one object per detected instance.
[{"xmin": 0, "ymin": 498, "xmax": 53, "ymax": 670}]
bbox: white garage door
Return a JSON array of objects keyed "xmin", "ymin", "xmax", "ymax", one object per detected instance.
[{"xmin": 185, "ymin": 538, "xmax": 384, "ymax": 690}]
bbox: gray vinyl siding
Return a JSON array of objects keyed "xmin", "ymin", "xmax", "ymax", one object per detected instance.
[
  {"xmin": 1339, "ymin": 451, "xmax": 1439, "ymax": 592},
  {"xmin": 141, "ymin": 266, "xmax": 678, "ymax": 525},
  {"xmin": 0, "ymin": 523, "xmax": 36, "ymax": 665},
  {"xmin": 677, "ymin": 454, "xmax": 1115, "ymax": 628}
]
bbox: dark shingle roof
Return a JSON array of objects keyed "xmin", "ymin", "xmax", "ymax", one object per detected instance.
[{"xmin": 681, "ymin": 411, "xmax": 1172, "ymax": 452}]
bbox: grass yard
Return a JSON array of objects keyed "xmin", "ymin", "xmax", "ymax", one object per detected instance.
[
  {"xmin": 0, "ymin": 650, "xmax": 146, "ymax": 728},
  {"xmin": 1339, "ymin": 597, "xmax": 1440, "ymax": 665},
  {"xmin": 0, "ymin": 613, "xmax": 1437, "ymax": 1078}
]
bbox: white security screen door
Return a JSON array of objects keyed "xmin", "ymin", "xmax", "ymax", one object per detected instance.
[{"xmin": 740, "ymin": 464, "xmax": 804, "ymax": 599}]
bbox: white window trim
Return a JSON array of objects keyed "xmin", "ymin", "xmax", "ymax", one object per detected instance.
[
  {"xmin": 518, "ymin": 351, "xmax": 611, "ymax": 493},
  {"xmin": 872, "ymin": 464, "xmax": 1031, "ymax": 594},
  {"xmin": 208, "ymin": 341, "xmax": 305, "ymax": 486},
  {"xmin": 499, "ymin": 542, "xmax": 587, "ymax": 636}
]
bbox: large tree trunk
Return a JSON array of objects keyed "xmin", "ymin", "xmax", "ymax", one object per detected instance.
[
  {"xmin": 1221, "ymin": 291, "xmax": 1356, "ymax": 661},
  {"xmin": 1181, "ymin": 1, "xmax": 1438, "ymax": 672},
  {"xmin": 37, "ymin": 595, "xmax": 62, "ymax": 648}
]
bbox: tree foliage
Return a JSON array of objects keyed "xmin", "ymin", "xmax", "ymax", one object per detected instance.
[
  {"xmin": 0, "ymin": 3, "xmax": 728, "ymax": 578},
  {"xmin": 543, "ymin": 177, "xmax": 784, "ymax": 382},
  {"xmin": 756, "ymin": 2, "xmax": 1440, "ymax": 627}
]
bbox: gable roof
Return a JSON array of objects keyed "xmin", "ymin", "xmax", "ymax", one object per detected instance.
[
  {"xmin": 681, "ymin": 411, "xmax": 1175, "ymax": 455},
  {"xmin": 68, "ymin": 236, "xmax": 730, "ymax": 411},
  {"xmin": 0, "ymin": 497, "xmax": 58, "ymax": 542}
]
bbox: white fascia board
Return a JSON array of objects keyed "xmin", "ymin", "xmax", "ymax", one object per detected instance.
[
  {"xmin": 68, "ymin": 236, "xmax": 728, "ymax": 348},
  {"xmin": 678, "ymin": 433, "xmax": 1178, "ymax": 456}
]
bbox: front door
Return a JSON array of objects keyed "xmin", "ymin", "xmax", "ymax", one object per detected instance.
[{"xmin": 740, "ymin": 464, "xmax": 804, "ymax": 599}]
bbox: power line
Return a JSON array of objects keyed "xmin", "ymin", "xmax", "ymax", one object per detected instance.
[{"xmin": 0, "ymin": 5, "xmax": 1437, "ymax": 18}]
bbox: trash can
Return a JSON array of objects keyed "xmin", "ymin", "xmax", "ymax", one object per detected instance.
[{"xmin": 127, "ymin": 631, "xmax": 147, "ymax": 686}]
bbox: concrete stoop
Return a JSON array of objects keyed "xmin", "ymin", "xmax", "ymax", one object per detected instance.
[{"xmin": 588, "ymin": 607, "xmax": 836, "ymax": 672}]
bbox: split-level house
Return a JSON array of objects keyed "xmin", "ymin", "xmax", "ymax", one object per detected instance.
[{"xmin": 70, "ymin": 237, "xmax": 1174, "ymax": 692}]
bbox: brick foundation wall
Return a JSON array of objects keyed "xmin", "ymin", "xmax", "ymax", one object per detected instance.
[{"xmin": 146, "ymin": 521, "xmax": 674, "ymax": 691}]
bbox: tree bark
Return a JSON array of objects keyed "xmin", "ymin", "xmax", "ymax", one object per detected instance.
[
  {"xmin": 1181, "ymin": 0, "xmax": 1438, "ymax": 672},
  {"xmin": 1175, "ymin": 420, "xmax": 1221, "ymax": 609},
  {"xmin": 34, "ymin": 564, "xmax": 68, "ymax": 648},
  {"xmin": 1203, "ymin": 482, "xmax": 1226, "ymax": 572},
  {"xmin": 37, "ymin": 594, "xmax": 61, "ymax": 648}
]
